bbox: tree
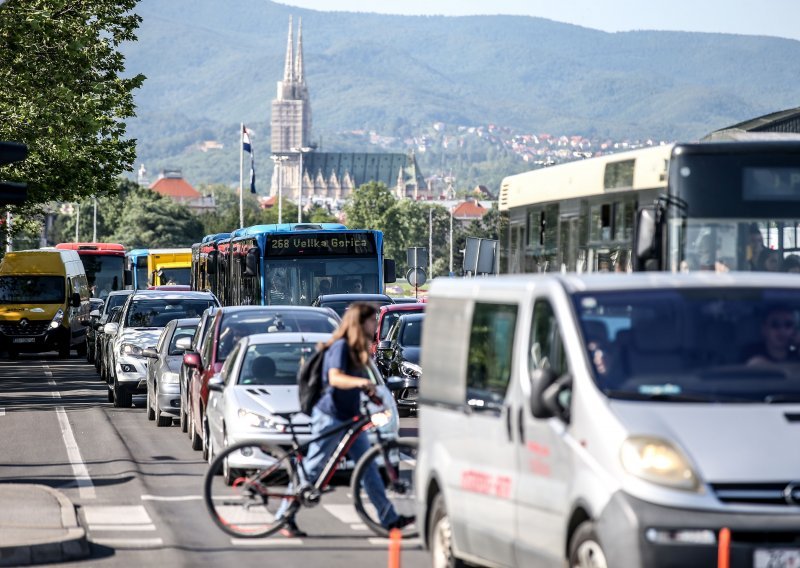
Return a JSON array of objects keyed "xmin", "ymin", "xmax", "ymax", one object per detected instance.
[
  {"xmin": 109, "ymin": 188, "xmax": 204, "ymax": 247},
  {"xmin": 343, "ymin": 181, "xmax": 396, "ymax": 230},
  {"xmin": 0, "ymin": 0, "xmax": 144, "ymax": 214}
]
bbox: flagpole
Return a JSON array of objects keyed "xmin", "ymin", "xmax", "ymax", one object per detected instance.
[{"xmin": 239, "ymin": 123, "xmax": 244, "ymax": 229}]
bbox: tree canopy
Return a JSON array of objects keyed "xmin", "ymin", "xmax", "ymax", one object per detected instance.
[{"xmin": 0, "ymin": 0, "xmax": 144, "ymax": 212}]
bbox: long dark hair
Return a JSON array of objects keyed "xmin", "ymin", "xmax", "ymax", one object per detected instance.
[{"xmin": 323, "ymin": 302, "xmax": 377, "ymax": 367}]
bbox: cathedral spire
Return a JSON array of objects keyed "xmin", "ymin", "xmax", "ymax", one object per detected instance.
[
  {"xmin": 295, "ymin": 17, "xmax": 305, "ymax": 84},
  {"xmin": 283, "ymin": 16, "xmax": 294, "ymax": 83}
]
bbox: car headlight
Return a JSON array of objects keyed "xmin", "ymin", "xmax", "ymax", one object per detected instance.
[
  {"xmin": 49, "ymin": 309, "xmax": 64, "ymax": 329},
  {"xmin": 620, "ymin": 436, "xmax": 699, "ymax": 491},
  {"xmin": 400, "ymin": 361, "xmax": 421, "ymax": 378},
  {"xmin": 161, "ymin": 371, "xmax": 179, "ymax": 384},
  {"xmin": 120, "ymin": 343, "xmax": 144, "ymax": 358},
  {"xmin": 237, "ymin": 409, "xmax": 286, "ymax": 431}
]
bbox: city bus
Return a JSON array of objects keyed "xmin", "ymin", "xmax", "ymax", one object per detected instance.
[
  {"xmin": 499, "ymin": 141, "xmax": 800, "ymax": 274},
  {"xmin": 191, "ymin": 233, "xmax": 230, "ymax": 295},
  {"xmin": 125, "ymin": 248, "xmax": 149, "ymax": 290},
  {"xmin": 147, "ymin": 248, "xmax": 192, "ymax": 287},
  {"xmin": 55, "ymin": 242, "xmax": 127, "ymax": 298},
  {"xmin": 193, "ymin": 223, "xmax": 396, "ymax": 306}
]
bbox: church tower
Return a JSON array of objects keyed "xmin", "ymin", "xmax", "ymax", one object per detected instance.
[{"xmin": 271, "ymin": 16, "xmax": 312, "ymax": 154}]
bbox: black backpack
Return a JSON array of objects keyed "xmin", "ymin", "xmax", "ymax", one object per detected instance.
[{"xmin": 297, "ymin": 347, "xmax": 327, "ymax": 415}]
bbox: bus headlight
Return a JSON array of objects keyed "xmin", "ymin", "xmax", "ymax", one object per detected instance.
[
  {"xmin": 49, "ymin": 309, "xmax": 64, "ymax": 329},
  {"xmin": 620, "ymin": 436, "xmax": 699, "ymax": 491}
]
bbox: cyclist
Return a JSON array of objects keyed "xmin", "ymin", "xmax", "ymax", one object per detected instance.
[{"xmin": 277, "ymin": 302, "xmax": 414, "ymax": 537}]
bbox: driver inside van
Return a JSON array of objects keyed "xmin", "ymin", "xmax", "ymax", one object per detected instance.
[{"xmin": 747, "ymin": 306, "xmax": 800, "ymax": 366}]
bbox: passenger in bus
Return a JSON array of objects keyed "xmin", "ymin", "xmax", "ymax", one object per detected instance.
[
  {"xmin": 747, "ymin": 223, "xmax": 769, "ymax": 270},
  {"xmin": 746, "ymin": 306, "xmax": 800, "ymax": 365},
  {"xmin": 317, "ymin": 278, "xmax": 331, "ymax": 297},
  {"xmin": 757, "ymin": 250, "xmax": 782, "ymax": 272},
  {"xmin": 783, "ymin": 255, "xmax": 800, "ymax": 273},
  {"xmin": 346, "ymin": 280, "xmax": 363, "ymax": 293}
]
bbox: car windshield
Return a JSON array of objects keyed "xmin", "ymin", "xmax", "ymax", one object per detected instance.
[
  {"xmin": 324, "ymin": 300, "xmax": 392, "ymax": 317},
  {"xmin": 0, "ymin": 276, "xmax": 64, "ymax": 304},
  {"xmin": 380, "ymin": 308, "xmax": 424, "ymax": 340},
  {"xmin": 238, "ymin": 342, "xmax": 316, "ymax": 386},
  {"xmin": 104, "ymin": 293, "xmax": 131, "ymax": 313},
  {"xmin": 169, "ymin": 324, "xmax": 198, "ymax": 355},
  {"xmin": 216, "ymin": 310, "xmax": 338, "ymax": 361},
  {"xmin": 573, "ymin": 288, "xmax": 800, "ymax": 403},
  {"xmin": 126, "ymin": 299, "xmax": 215, "ymax": 328},
  {"xmin": 400, "ymin": 319, "xmax": 423, "ymax": 347}
]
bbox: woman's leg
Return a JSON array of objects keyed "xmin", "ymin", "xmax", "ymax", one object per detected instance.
[{"xmin": 346, "ymin": 432, "xmax": 399, "ymax": 528}]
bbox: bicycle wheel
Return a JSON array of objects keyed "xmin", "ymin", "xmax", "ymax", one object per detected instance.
[
  {"xmin": 351, "ymin": 437, "xmax": 418, "ymax": 538},
  {"xmin": 204, "ymin": 440, "xmax": 299, "ymax": 538}
]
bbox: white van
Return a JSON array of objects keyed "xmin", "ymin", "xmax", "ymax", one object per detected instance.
[{"xmin": 417, "ymin": 273, "xmax": 800, "ymax": 568}]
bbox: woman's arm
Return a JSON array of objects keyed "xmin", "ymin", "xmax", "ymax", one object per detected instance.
[{"xmin": 328, "ymin": 368, "xmax": 375, "ymax": 396}]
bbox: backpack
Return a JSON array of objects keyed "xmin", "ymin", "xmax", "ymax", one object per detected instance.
[{"xmin": 297, "ymin": 347, "xmax": 327, "ymax": 415}]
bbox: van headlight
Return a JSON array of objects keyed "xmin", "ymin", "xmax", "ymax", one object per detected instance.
[
  {"xmin": 49, "ymin": 309, "xmax": 64, "ymax": 329},
  {"xmin": 120, "ymin": 343, "xmax": 144, "ymax": 358},
  {"xmin": 620, "ymin": 436, "xmax": 699, "ymax": 491}
]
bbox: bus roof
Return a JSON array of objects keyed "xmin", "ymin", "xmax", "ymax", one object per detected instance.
[
  {"xmin": 126, "ymin": 248, "xmax": 149, "ymax": 257},
  {"xmin": 229, "ymin": 223, "xmax": 347, "ymax": 239},
  {"xmin": 200, "ymin": 232, "xmax": 231, "ymax": 244},
  {"xmin": 55, "ymin": 242, "xmax": 125, "ymax": 256}
]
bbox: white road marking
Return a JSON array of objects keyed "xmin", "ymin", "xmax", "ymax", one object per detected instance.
[
  {"xmin": 231, "ymin": 538, "xmax": 304, "ymax": 546},
  {"xmin": 90, "ymin": 524, "xmax": 156, "ymax": 532},
  {"xmin": 141, "ymin": 494, "xmax": 203, "ymax": 502},
  {"xmin": 322, "ymin": 504, "xmax": 362, "ymax": 524},
  {"xmin": 367, "ymin": 537, "xmax": 421, "ymax": 547},
  {"xmin": 0, "ymin": 408, "xmax": 4, "ymax": 416},
  {"xmin": 44, "ymin": 368, "xmax": 53, "ymax": 377},
  {"xmin": 84, "ymin": 505, "xmax": 151, "ymax": 525},
  {"xmin": 90, "ymin": 537, "xmax": 164, "ymax": 548},
  {"xmin": 350, "ymin": 523, "xmax": 368, "ymax": 531},
  {"xmin": 55, "ymin": 406, "xmax": 95, "ymax": 499}
]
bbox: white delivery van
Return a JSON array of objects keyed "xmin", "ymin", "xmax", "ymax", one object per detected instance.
[{"xmin": 417, "ymin": 272, "xmax": 800, "ymax": 568}]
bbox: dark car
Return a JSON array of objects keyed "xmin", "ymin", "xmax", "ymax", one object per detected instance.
[
  {"xmin": 372, "ymin": 302, "xmax": 426, "ymax": 355},
  {"xmin": 182, "ymin": 305, "xmax": 341, "ymax": 458},
  {"xmin": 84, "ymin": 298, "xmax": 105, "ymax": 363},
  {"xmin": 375, "ymin": 313, "xmax": 424, "ymax": 416},
  {"xmin": 311, "ymin": 293, "xmax": 394, "ymax": 317}
]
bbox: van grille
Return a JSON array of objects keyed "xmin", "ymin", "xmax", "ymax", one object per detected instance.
[
  {"xmin": 0, "ymin": 321, "xmax": 49, "ymax": 336},
  {"xmin": 711, "ymin": 482, "xmax": 800, "ymax": 507}
]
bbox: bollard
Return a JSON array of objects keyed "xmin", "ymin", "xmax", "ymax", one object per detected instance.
[
  {"xmin": 718, "ymin": 527, "xmax": 731, "ymax": 568},
  {"xmin": 388, "ymin": 528, "xmax": 402, "ymax": 568}
]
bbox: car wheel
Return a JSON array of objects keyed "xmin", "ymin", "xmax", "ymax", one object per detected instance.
[
  {"xmin": 569, "ymin": 521, "xmax": 608, "ymax": 568},
  {"xmin": 155, "ymin": 386, "xmax": 172, "ymax": 427},
  {"xmin": 107, "ymin": 386, "xmax": 114, "ymax": 403},
  {"xmin": 190, "ymin": 409, "xmax": 203, "ymax": 451},
  {"xmin": 429, "ymin": 493, "xmax": 466, "ymax": 568},
  {"xmin": 113, "ymin": 379, "xmax": 132, "ymax": 408},
  {"xmin": 146, "ymin": 384, "xmax": 155, "ymax": 420}
]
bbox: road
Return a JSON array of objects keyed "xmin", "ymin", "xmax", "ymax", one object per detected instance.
[{"xmin": 0, "ymin": 353, "xmax": 427, "ymax": 567}]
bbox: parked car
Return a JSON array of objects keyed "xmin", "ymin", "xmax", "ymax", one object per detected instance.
[
  {"xmin": 183, "ymin": 306, "xmax": 340, "ymax": 459},
  {"xmin": 104, "ymin": 290, "xmax": 219, "ymax": 408},
  {"xmin": 375, "ymin": 313, "xmax": 424, "ymax": 416},
  {"xmin": 84, "ymin": 298, "xmax": 105, "ymax": 363},
  {"xmin": 143, "ymin": 317, "xmax": 199, "ymax": 427},
  {"xmin": 372, "ymin": 302, "xmax": 426, "ymax": 355},
  {"xmin": 206, "ymin": 331, "xmax": 397, "ymax": 484},
  {"xmin": 99, "ymin": 305, "xmax": 124, "ymax": 384},
  {"xmin": 93, "ymin": 290, "xmax": 133, "ymax": 374},
  {"xmin": 177, "ymin": 306, "xmax": 219, "ymax": 435},
  {"xmin": 311, "ymin": 293, "xmax": 394, "ymax": 317}
]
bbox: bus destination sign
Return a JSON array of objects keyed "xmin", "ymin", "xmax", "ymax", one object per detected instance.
[{"xmin": 266, "ymin": 232, "xmax": 377, "ymax": 256}]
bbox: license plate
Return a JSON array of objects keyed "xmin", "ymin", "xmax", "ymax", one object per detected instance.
[
  {"xmin": 754, "ymin": 548, "xmax": 800, "ymax": 568},
  {"xmin": 12, "ymin": 337, "xmax": 35, "ymax": 343}
]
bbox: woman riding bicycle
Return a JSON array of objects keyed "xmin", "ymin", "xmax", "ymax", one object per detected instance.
[{"xmin": 278, "ymin": 302, "xmax": 415, "ymax": 537}]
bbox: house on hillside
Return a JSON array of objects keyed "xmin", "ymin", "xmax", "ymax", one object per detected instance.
[
  {"xmin": 150, "ymin": 169, "xmax": 215, "ymax": 214},
  {"xmin": 452, "ymin": 198, "xmax": 491, "ymax": 225}
]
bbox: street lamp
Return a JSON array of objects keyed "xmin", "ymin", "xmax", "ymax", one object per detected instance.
[
  {"xmin": 291, "ymin": 146, "xmax": 312, "ymax": 223},
  {"xmin": 271, "ymin": 155, "xmax": 289, "ymax": 224}
]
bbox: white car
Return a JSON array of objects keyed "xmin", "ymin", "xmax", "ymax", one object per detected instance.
[
  {"xmin": 104, "ymin": 291, "xmax": 218, "ymax": 408},
  {"xmin": 206, "ymin": 331, "xmax": 398, "ymax": 485}
]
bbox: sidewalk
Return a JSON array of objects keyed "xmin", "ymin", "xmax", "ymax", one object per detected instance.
[{"xmin": 0, "ymin": 484, "xmax": 89, "ymax": 566}]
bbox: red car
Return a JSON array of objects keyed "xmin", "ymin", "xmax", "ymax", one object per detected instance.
[
  {"xmin": 182, "ymin": 306, "xmax": 340, "ymax": 458},
  {"xmin": 371, "ymin": 302, "xmax": 426, "ymax": 355}
]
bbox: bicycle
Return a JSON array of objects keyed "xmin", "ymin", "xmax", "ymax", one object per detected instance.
[{"xmin": 203, "ymin": 397, "xmax": 418, "ymax": 539}]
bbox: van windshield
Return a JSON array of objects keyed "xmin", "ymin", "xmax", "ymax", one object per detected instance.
[
  {"xmin": 0, "ymin": 276, "xmax": 65, "ymax": 304},
  {"xmin": 573, "ymin": 288, "xmax": 800, "ymax": 404}
]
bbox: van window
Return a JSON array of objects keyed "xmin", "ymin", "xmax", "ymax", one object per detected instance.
[
  {"xmin": 466, "ymin": 303, "xmax": 517, "ymax": 411},
  {"xmin": 530, "ymin": 300, "xmax": 568, "ymax": 376},
  {"xmin": 0, "ymin": 276, "xmax": 65, "ymax": 304}
]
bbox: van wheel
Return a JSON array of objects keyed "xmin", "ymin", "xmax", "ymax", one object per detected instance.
[
  {"xmin": 569, "ymin": 521, "xmax": 608, "ymax": 568},
  {"xmin": 58, "ymin": 342, "xmax": 70, "ymax": 359},
  {"xmin": 429, "ymin": 493, "xmax": 466, "ymax": 568}
]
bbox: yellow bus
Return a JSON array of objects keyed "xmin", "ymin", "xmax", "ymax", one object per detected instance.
[{"xmin": 147, "ymin": 248, "xmax": 192, "ymax": 287}]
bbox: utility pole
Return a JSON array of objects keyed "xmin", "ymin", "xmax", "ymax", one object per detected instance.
[
  {"xmin": 271, "ymin": 155, "xmax": 288, "ymax": 224},
  {"xmin": 445, "ymin": 174, "xmax": 455, "ymax": 275},
  {"xmin": 92, "ymin": 195, "xmax": 97, "ymax": 242},
  {"xmin": 75, "ymin": 203, "xmax": 80, "ymax": 242},
  {"xmin": 428, "ymin": 206, "xmax": 433, "ymax": 278},
  {"xmin": 239, "ymin": 122, "xmax": 244, "ymax": 229}
]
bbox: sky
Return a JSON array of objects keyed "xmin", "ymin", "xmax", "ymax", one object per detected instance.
[{"xmin": 278, "ymin": 0, "xmax": 800, "ymax": 42}]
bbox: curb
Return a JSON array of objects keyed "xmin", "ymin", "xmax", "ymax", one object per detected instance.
[{"xmin": 0, "ymin": 485, "xmax": 89, "ymax": 567}]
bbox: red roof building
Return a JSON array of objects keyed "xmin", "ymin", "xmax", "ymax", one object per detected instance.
[
  {"xmin": 452, "ymin": 198, "xmax": 489, "ymax": 222},
  {"xmin": 149, "ymin": 169, "xmax": 215, "ymax": 213}
]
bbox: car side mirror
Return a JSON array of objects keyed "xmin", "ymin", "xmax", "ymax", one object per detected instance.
[
  {"xmin": 142, "ymin": 347, "xmax": 159, "ymax": 359},
  {"xmin": 89, "ymin": 309, "xmax": 101, "ymax": 318},
  {"xmin": 183, "ymin": 352, "xmax": 202, "ymax": 369},
  {"xmin": 208, "ymin": 374, "xmax": 224, "ymax": 392},
  {"xmin": 103, "ymin": 322, "xmax": 119, "ymax": 336},
  {"xmin": 175, "ymin": 336, "xmax": 192, "ymax": 352},
  {"xmin": 377, "ymin": 340, "xmax": 392, "ymax": 351},
  {"xmin": 71, "ymin": 292, "xmax": 82, "ymax": 308},
  {"xmin": 529, "ymin": 368, "xmax": 571, "ymax": 422}
]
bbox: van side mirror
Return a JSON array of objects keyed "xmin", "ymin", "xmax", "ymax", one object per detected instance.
[
  {"xmin": 71, "ymin": 292, "xmax": 81, "ymax": 308},
  {"xmin": 529, "ymin": 368, "xmax": 571, "ymax": 422},
  {"xmin": 383, "ymin": 258, "xmax": 397, "ymax": 283},
  {"xmin": 633, "ymin": 206, "xmax": 661, "ymax": 271}
]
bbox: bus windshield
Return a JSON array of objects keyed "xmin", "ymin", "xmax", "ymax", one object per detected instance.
[
  {"xmin": 157, "ymin": 267, "xmax": 191, "ymax": 286},
  {"xmin": 573, "ymin": 288, "xmax": 800, "ymax": 404},
  {"xmin": 0, "ymin": 276, "xmax": 65, "ymax": 304},
  {"xmin": 264, "ymin": 258, "xmax": 380, "ymax": 305},
  {"xmin": 79, "ymin": 255, "xmax": 124, "ymax": 298}
]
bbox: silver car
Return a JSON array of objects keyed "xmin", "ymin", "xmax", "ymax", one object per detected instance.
[
  {"xmin": 206, "ymin": 332, "xmax": 397, "ymax": 485},
  {"xmin": 144, "ymin": 318, "xmax": 199, "ymax": 427}
]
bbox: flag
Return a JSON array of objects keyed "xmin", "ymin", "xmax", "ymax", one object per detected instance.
[{"xmin": 242, "ymin": 125, "xmax": 256, "ymax": 194}]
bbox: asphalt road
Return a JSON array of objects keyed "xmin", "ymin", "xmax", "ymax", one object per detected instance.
[{"xmin": 0, "ymin": 353, "xmax": 427, "ymax": 567}]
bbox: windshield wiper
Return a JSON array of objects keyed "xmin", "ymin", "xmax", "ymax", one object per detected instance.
[{"xmin": 604, "ymin": 390, "xmax": 715, "ymax": 403}]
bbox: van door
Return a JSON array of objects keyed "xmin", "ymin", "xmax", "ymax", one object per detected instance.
[
  {"xmin": 460, "ymin": 302, "xmax": 519, "ymax": 567},
  {"xmin": 514, "ymin": 297, "xmax": 571, "ymax": 565}
]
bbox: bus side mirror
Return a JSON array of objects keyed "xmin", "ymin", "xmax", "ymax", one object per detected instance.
[
  {"xmin": 207, "ymin": 250, "xmax": 218, "ymax": 275},
  {"xmin": 124, "ymin": 269, "xmax": 132, "ymax": 287},
  {"xmin": 633, "ymin": 206, "xmax": 661, "ymax": 271},
  {"xmin": 383, "ymin": 258, "xmax": 396, "ymax": 283},
  {"xmin": 244, "ymin": 247, "xmax": 259, "ymax": 277}
]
